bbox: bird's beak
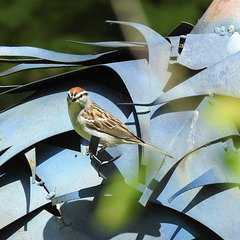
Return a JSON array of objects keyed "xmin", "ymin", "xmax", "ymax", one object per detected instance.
[{"xmin": 67, "ymin": 95, "xmax": 77, "ymax": 103}]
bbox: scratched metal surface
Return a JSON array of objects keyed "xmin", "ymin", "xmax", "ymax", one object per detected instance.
[
  {"xmin": 177, "ymin": 32, "xmax": 240, "ymax": 70},
  {"xmin": 191, "ymin": 0, "xmax": 240, "ymax": 34},
  {"xmin": 1, "ymin": 0, "xmax": 240, "ymax": 239}
]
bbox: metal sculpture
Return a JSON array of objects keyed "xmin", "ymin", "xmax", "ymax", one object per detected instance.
[{"xmin": 1, "ymin": 0, "xmax": 240, "ymax": 239}]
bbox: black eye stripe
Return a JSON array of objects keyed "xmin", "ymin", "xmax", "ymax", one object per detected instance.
[
  {"xmin": 77, "ymin": 92, "xmax": 88, "ymax": 98},
  {"xmin": 68, "ymin": 91, "xmax": 88, "ymax": 101},
  {"xmin": 81, "ymin": 92, "xmax": 88, "ymax": 97}
]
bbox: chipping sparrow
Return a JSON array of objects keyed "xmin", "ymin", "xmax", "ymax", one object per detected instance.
[{"xmin": 67, "ymin": 87, "xmax": 173, "ymax": 158}]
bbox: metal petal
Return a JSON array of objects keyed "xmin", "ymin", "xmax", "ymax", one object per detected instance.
[
  {"xmin": 152, "ymin": 50, "xmax": 240, "ymax": 105},
  {"xmin": 106, "ymin": 20, "xmax": 171, "ymax": 96},
  {"xmin": 0, "ymin": 63, "xmax": 79, "ymax": 78},
  {"xmin": 0, "ymin": 46, "xmax": 116, "ymax": 63},
  {"xmin": 67, "ymin": 40, "xmax": 145, "ymax": 48}
]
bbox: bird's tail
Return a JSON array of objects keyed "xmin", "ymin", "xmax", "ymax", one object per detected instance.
[{"xmin": 139, "ymin": 142, "xmax": 173, "ymax": 158}]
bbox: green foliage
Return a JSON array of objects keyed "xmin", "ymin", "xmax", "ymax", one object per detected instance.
[
  {"xmin": 142, "ymin": 0, "xmax": 212, "ymax": 35},
  {"xmin": 0, "ymin": 0, "xmax": 212, "ymax": 47}
]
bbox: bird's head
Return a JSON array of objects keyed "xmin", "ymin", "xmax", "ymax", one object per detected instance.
[{"xmin": 67, "ymin": 87, "xmax": 91, "ymax": 109}]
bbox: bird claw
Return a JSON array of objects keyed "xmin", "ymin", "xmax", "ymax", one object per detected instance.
[
  {"xmin": 85, "ymin": 146, "xmax": 92, "ymax": 155},
  {"xmin": 96, "ymin": 146, "xmax": 107, "ymax": 155},
  {"xmin": 86, "ymin": 145, "xmax": 106, "ymax": 156}
]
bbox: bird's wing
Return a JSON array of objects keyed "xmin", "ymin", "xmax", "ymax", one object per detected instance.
[{"xmin": 83, "ymin": 103, "xmax": 142, "ymax": 143}]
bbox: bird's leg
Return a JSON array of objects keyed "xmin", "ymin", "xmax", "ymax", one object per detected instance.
[
  {"xmin": 86, "ymin": 135, "xmax": 101, "ymax": 155},
  {"xmin": 97, "ymin": 146, "xmax": 107, "ymax": 155},
  {"xmin": 86, "ymin": 144, "xmax": 106, "ymax": 155},
  {"xmin": 85, "ymin": 146, "xmax": 91, "ymax": 155}
]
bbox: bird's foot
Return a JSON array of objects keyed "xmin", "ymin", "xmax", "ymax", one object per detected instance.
[
  {"xmin": 85, "ymin": 146, "xmax": 92, "ymax": 155},
  {"xmin": 85, "ymin": 145, "xmax": 107, "ymax": 156},
  {"xmin": 97, "ymin": 146, "xmax": 107, "ymax": 155}
]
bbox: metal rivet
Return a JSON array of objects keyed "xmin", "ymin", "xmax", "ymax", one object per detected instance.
[
  {"xmin": 228, "ymin": 25, "xmax": 235, "ymax": 36},
  {"xmin": 219, "ymin": 26, "xmax": 226, "ymax": 36}
]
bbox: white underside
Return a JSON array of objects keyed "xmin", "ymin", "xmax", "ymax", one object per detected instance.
[{"xmin": 70, "ymin": 110, "xmax": 124, "ymax": 147}]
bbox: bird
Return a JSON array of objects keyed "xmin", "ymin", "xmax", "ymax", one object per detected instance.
[{"xmin": 67, "ymin": 87, "xmax": 173, "ymax": 158}]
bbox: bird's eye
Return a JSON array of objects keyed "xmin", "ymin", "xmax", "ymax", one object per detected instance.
[{"xmin": 76, "ymin": 93, "xmax": 83, "ymax": 99}]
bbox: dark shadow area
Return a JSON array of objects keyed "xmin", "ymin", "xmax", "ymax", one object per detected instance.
[
  {"xmin": 0, "ymin": 207, "xmax": 43, "ymax": 239},
  {"xmin": 149, "ymin": 136, "xmax": 239, "ymax": 203},
  {"xmin": 167, "ymin": 22, "xmax": 194, "ymax": 37},
  {"xmin": 91, "ymin": 150, "xmax": 125, "ymax": 181},
  {"xmin": 170, "ymin": 184, "xmax": 238, "ymax": 240},
  {"xmin": 149, "ymin": 159, "xmax": 181, "ymax": 202},
  {"xmin": 164, "ymin": 64, "xmax": 202, "ymax": 92},
  {"xmin": 151, "ymin": 96, "xmax": 204, "ymax": 119},
  {"xmin": 183, "ymin": 183, "xmax": 240, "ymax": 214},
  {"xmin": 43, "ymin": 130, "xmax": 81, "ymax": 152},
  {"xmin": 43, "ymin": 197, "xmax": 222, "ymax": 240},
  {"xmin": 0, "ymin": 156, "xmax": 31, "ymax": 188},
  {"xmin": 20, "ymin": 171, "xmax": 31, "ymax": 231},
  {"xmin": 0, "ymin": 203, "xmax": 58, "ymax": 240},
  {"xmin": 0, "ymin": 154, "xmax": 51, "ymax": 233},
  {"xmin": 0, "ymin": 146, "xmax": 11, "ymax": 157},
  {"xmin": 42, "ymin": 131, "xmax": 127, "ymax": 180},
  {"xmin": 35, "ymin": 143, "xmax": 64, "ymax": 167},
  {"xmin": 0, "ymin": 86, "xmax": 13, "ymax": 94},
  {"xmin": 138, "ymin": 135, "xmax": 239, "ymax": 210}
]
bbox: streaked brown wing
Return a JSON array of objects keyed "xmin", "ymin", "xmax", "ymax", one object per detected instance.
[{"xmin": 83, "ymin": 102, "xmax": 141, "ymax": 142}]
